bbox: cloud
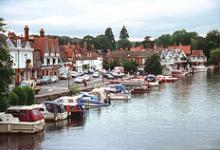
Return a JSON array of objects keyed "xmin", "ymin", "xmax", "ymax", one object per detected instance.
[{"xmin": 0, "ymin": 0, "xmax": 219, "ymax": 39}]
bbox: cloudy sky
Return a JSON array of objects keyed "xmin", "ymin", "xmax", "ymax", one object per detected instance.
[{"xmin": 0, "ymin": 0, "xmax": 219, "ymax": 40}]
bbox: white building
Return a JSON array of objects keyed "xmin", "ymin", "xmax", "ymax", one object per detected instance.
[{"xmin": 6, "ymin": 38, "xmax": 34, "ymax": 84}]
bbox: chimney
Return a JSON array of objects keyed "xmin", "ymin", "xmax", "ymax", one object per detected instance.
[
  {"xmin": 40, "ymin": 28, "xmax": 45, "ymax": 37},
  {"xmin": 24, "ymin": 25, "xmax": 29, "ymax": 40}
]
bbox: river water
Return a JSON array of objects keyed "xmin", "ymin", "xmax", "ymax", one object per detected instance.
[{"xmin": 1, "ymin": 71, "xmax": 220, "ymax": 150}]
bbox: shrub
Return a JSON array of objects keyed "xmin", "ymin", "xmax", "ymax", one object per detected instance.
[
  {"xmin": 9, "ymin": 91, "xmax": 19, "ymax": 105},
  {"xmin": 13, "ymin": 86, "xmax": 27, "ymax": 105},
  {"xmin": 69, "ymin": 84, "xmax": 80, "ymax": 95},
  {"xmin": 0, "ymin": 95, "xmax": 9, "ymax": 112},
  {"xmin": 24, "ymin": 87, "xmax": 35, "ymax": 105}
]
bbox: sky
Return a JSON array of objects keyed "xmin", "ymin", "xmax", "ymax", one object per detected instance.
[{"xmin": 0, "ymin": 0, "xmax": 220, "ymax": 41}]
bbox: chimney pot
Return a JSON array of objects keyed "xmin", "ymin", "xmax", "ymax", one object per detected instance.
[
  {"xmin": 40, "ymin": 28, "xmax": 45, "ymax": 37},
  {"xmin": 24, "ymin": 25, "xmax": 29, "ymax": 40}
]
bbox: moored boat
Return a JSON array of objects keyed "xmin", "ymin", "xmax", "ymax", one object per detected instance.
[
  {"xmin": 0, "ymin": 105, "xmax": 45, "ymax": 133},
  {"xmin": 170, "ymin": 70, "xmax": 186, "ymax": 78},
  {"xmin": 54, "ymin": 96, "xmax": 87, "ymax": 118},
  {"xmin": 36, "ymin": 102, "xmax": 68, "ymax": 121},
  {"xmin": 104, "ymin": 84, "xmax": 131, "ymax": 100},
  {"xmin": 145, "ymin": 75, "xmax": 159, "ymax": 87}
]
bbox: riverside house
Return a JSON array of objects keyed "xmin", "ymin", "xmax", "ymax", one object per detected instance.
[
  {"xmin": 60, "ymin": 43, "xmax": 103, "ymax": 73},
  {"xmin": 6, "ymin": 31, "xmax": 34, "ymax": 84},
  {"xmin": 160, "ymin": 45, "xmax": 191, "ymax": 73},
  {"xmin": 31, "ymin": 28, "xmax": 62, "ymax": 77},
  {"xmin": 103, "ymin": 49, "xmax": 155, "ymax": 72}
]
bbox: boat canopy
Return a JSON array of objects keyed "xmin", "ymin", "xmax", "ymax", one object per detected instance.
[{"xmin": 45, "ymin": 102, "xmax": 66, "ymax": 113}]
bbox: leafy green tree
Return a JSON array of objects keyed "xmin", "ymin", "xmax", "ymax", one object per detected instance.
[
  {"xmin": 0, "ymin": 95, "xmax": 9, "ymax": 112},
  {"xmin": 24, "ymin": 87, "xmax": 35, "ymax": 105},
  {"xmin": 144, "ymin": 54, "xmax": 162, "ymax": 75},
  {"xmin": 156, "ymin": 34, "xmax": 173, "ymax": 48},
  {"xmin": 0, "ymin": 17, "xmax": 14, "ymax": 96},
  {"xmin": 172, "ymin": 29, "xmax": 191, "ymax": 45},
  {"xmin": 13, "ymin": 87, "xmax": 27, "ymax": 105},
  {"xmin": 117, "ymin": 39, "xmax": 132, "ymax": 50},
  {"xmin": 94, "ymin": 35, "xmax": 112, "ymax": 53},
  {"xmin": 206, "ymin": 30, "xmax": 220, "ymax": 48},
  {"xmin": 9, "ymin": 91, "xmax": 19, "ymax": 105},
  {"xmin": 105, "ymin": 27, "xmax": 116, "ymax": 50},
  {"xmin": 210, "ymin": 48, "xmax": 220, "ymax": 65},
  {"xmin": 122, "ymin": 60, "xmax": 137, "ymax": 74},
  {"xmin": 108, "ymin": 60, "xmax": 120, "ymax": 70},
  {"xmin": 119, "ymin": 25, "xmax": 129, "ymax": 39},
  {"xmin": 83, "ymin": 35, "xmax": 95, "ymax": 51}
]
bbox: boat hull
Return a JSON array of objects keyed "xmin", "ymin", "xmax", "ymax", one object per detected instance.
[{"xmin": 0, "ymin": 120, "xmax": 45, "ymax": 134}]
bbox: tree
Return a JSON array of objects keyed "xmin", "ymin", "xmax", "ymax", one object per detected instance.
[
  {"xmin": 0, "ymin": 17, "xmax": 14, "ymax": 96},
  {"xmin": 24, "ymin": 87, "xmax": 35, "ymax": 105},
  {"xmin": 105, "ymin": 27, "xmax": 116, "ymax": 50},
  {"xmin": 172, "ymin": 29, "xmax": 191, "ymax": 45},
  {"xmin": 13, "ymin": 87, "xmax": 27, "ymax": 105},
  {"xmin": 117, "ymin": 39, "xmax": 132, "ymax": 50},
  {"xmin": 94, "ymin": 35, "xmax": 112, "ymax": 53},
  {"xmin": 210, "ymin": 48, "xmax": 220, "ymax": 65},
  {"xmin": 119, "ymin": 25, "xmax": 129, "ymax": 39},
  {"xmin": 122, "ymin": 60, "xmax": 137, "ymax": 74},
  {"xmin": 206, "ymin": 30, "xmax": 220, "ymax": 48},
  {"xmin": 142, "ymin": 35, "xmax": 154, "ymax": 49},
  {"xmin": 0, "ymin": 95, "xmax": 9, "ymax": 112},
  {"xmin": 144, "ymin": 54, "xmax": 162, "ymax": 75},
  {"xmin": 156, "ymin": 34, "xmax": 173, "ymax": 48},
  {"xmin": 9, "ymin": 91, "xmax": 19, "ymax": 105}
]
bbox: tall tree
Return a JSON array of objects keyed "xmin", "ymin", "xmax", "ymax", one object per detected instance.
[
  {"xmin": 119, "ymin": 25, "xmax": 129, "ymax": 40},
  {"xmin": 144, "ymin": 54, "xmax": 162, "ymax": 75},
  {"xmin": 0, "ymin": 18, "xmax": 14, "ymax": 96},
  {"xmin": 210, "ymin": 48, "xmax": 220, "ymax": 66},
  {"xmin": 156, "ymin": 34, "xmax": 173, "ymax": 48},
  {"xmin": 172, "ymin": 29, "xmax": 191, "ymax": 45},
  {"xmin": 105, "ymin": 27, "xmax": 116, "ymax": 50},
  {"xmin": 0, "ymin": 18, "xmax": 14, "ymax": 111},
  {"xmin": 206, "ymin": 30, "xmax": 220, "ymax": 48},
  {"xmin": 94, "ymin": 35, "xmax": 112, "ymax": 53},
  {"xmin": 117, "ymin": 39, "xmax": 132, "ymax": 50}
]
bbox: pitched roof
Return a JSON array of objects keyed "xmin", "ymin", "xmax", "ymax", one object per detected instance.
[
  {"xmin": 191, "ymin": 50, "xmax": 204, "ymax": 57},
  {"xmin": 168, "ymin": 45, "xmax": 191, "ymax": 55}
]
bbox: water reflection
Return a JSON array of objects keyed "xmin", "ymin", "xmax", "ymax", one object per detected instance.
[
  {"xmin": 45, "ymin": 118, "xmax": 87, "ymax": 132},
  {"xmin": 0, "ymin": 132, "xmax": 44, "ymax": 150}
]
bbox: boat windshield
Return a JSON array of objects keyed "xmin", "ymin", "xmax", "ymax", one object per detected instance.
[{"xmin": 45, "ymin": 103, "xmax": 66, "ymax": 113}]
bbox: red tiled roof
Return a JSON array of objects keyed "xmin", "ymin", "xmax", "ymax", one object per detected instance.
[
  {"xmin": 191, "ymin": 50, "xmax": 204, "ymax": 56},
  {"xmin": 168, "ymin": 45, "xmax": 191, "ymax": 55}
]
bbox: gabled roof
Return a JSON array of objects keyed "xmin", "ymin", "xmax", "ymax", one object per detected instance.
[
  {"xmin": 191, "ymin": 50, "xmax": 204, "ymax": 57},
  {"xmin": 168, "ymin": 45, "xmax": 191, "ymax": 55}
]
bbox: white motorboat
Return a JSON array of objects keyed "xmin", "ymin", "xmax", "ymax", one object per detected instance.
[
  {"xmin": 54, "ymin": 96, "xmax": 87, "ymax": 118},
  {"xmin": 104, "ymin": 84, "xmax": 131, "ymax": 100},
  {"xmin": 36, "ymin": 102, "xmax": 68, "ymax": 121},
  {"xmin": 0, "ymin": 105, "xmax": 45, "ymax": 133},
  {"xmin": 145, "ymin": 75, "xmax": 159, "ymax": 87}
]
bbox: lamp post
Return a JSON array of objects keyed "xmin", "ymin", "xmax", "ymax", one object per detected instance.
[{"xmin": 67, "ymin": 67, "xmax": 70, "ymax": 90}]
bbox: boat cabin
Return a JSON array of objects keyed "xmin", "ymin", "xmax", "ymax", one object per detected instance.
[{"xmin": 5, "ymin": 106, "xmax": 44, "ymax": 122}]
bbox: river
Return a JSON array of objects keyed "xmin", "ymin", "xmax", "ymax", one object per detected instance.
[{"xmin": 1, "ymin": 71, "xmax": 220, "ymax": 150}]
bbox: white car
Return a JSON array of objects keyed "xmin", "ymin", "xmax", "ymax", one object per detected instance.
[
  {"xmin": 92, "ymin": 72, "xmax": 99, "ymax": 78},
  {"xmin": 74, "ymin": 77, "xmax": 85, "ymax": 83},
  {"xmin": 51, "ymin": 75, "xmax": 59, "ymax": 83},
  {"xmin": 82, "ymin": 74, "xmax": 91, "ymax": 81},
  {"xmin": 70, "ymin": 71, "xmax": 78, "ymax": 78}
]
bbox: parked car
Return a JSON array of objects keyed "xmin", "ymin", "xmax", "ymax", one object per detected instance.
[
  {"xmin": 82, "ymin": 74, "xmax": 91, "ymax": 81},
  {"xmin": 41, "ymin": 76, "xmax": 52, "ymax": 84},
  {"xmin": 92, "ymin": 71, "xmax": 99, "ymax": 78},
  {"xmin": 75, "ymin": 76, "xmax": 85, "ymax": 83},
  {"xmin": 51, "ymin": 75, "xmax": 59, "ymax": 83},
  {"xmin": 19, "ymin": 80, "xmax": 40, "ymax": 94},
  {"xmin": 60, "ymin": 73, "xmax": 71, "ymax": 80},
  {"xmin": 104, "ymin": 73, "xmax": 114, "ymax": 79},
  {"xmin": 36, "ymin": 78, "xmax": 42, "ymax": 85},
  {"xmin": 70, "ymin": 71, "xmax": 79, "ymax": 78}
]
